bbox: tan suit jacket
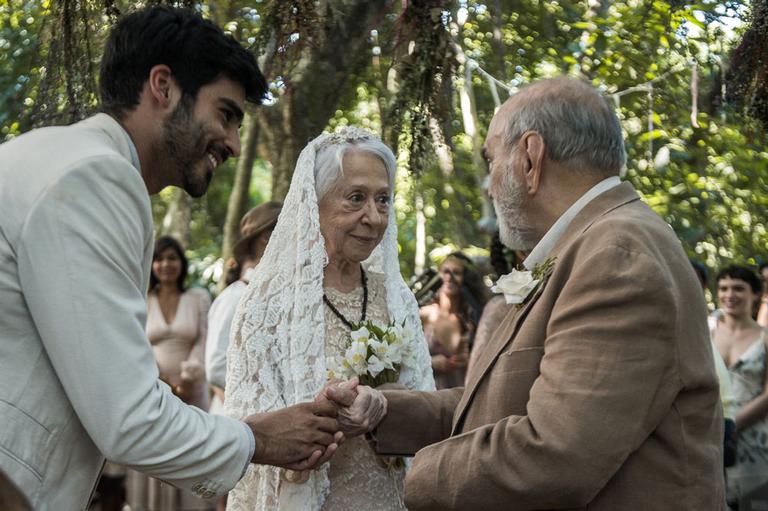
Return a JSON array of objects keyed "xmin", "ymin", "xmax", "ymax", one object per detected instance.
[{"xmin": 376, "ymin": 183, "xmax": 724, "ymax": 510}]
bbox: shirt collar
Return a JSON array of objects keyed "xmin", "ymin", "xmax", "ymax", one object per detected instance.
[{"xmin": 523, "ymin": 176, "xmax": 621, "ymax": 270}]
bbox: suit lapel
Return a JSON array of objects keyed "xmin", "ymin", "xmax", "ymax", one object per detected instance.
[{"xmin": 452, "ymin": 274, "xmax": 551, "ymax": 435}]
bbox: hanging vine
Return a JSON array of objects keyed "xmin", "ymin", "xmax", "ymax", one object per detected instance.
[
  {"xmin": 247, "ymin": 0, "xmax": 319, "ymax": 78},
  {"xmin": 33, "ymin": 0, "xmax": 103, "ymax": 127},
  {"xmin": 383, "ymin": 1, "xmax": 456, "ymax": 176},
  {"xmin": 33, "ymin": 0, "xmax": 203, "ymax": 128}
]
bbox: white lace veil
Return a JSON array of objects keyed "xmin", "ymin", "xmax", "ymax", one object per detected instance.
[{"xmin": 224, "ymin": 127, "xmax": 435, "ymax": 510}]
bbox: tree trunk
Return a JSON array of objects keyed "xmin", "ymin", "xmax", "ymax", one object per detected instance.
[
  {"xmin": 218, "ymin": 113, "xmax": 261, "ymax": 290},
  {"xmin": 160, "ymin": 188, "xmax": 190, "ymax": 246},
  {"xmin": 216, "ymin": 24, "xmax": 278, "ymax": 288},
  {"xmin": 490, "ymin": 0, "xmax": 508, "ymax": 81}
]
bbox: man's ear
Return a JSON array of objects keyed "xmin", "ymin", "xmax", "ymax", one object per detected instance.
[
  {"xmin": 146, "ymin": 64, "xmax": 176, "ymax": 109},
  {"xmin": 521, "ymin": 131, "xmax": 545, "ymax": 194}
]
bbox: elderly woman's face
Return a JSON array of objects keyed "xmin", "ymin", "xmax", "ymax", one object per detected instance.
[{"xmin": 319, "ymin": 149, "xmax": 390, "ymax": 265}]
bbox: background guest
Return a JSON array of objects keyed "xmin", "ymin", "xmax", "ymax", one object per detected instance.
[
  {"xmin": 127, "ymin": 236, "xmax": 213, "ymax": 511},
  {"xmin": 711, "ymin": 265, "xmax": 768, "ymax": 505},
  {"xmin": 420, "ymin": 252, "xmax": 489, "ymax": 389}
]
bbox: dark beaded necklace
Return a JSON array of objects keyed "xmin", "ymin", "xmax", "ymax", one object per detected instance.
[{"xmin": 323, "ymin": 267, "xmax": 368, "ymax": 330}]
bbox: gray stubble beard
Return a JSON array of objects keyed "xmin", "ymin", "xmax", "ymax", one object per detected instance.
[{"xmin": 493, "ymin": 171, "xmax": 538, "ymax": 252}]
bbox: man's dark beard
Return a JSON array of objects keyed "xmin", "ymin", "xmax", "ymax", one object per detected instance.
[{"xmin": 161, "ymin": 95, "xmax": 211, "ymax": 198}]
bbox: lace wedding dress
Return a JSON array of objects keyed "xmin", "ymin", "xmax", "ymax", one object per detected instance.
[{"xmin": 223, "ymin": 127, "xmax": 435, "ymax": 510}]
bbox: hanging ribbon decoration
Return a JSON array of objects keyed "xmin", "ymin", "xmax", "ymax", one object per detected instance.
[
  {"xmin": 466, "ymin": 58, "xmax": 515, "ymax": 95},
  {"xmin": 486, "ymin": 73, "xmax": 502, "ymax": 110},
  {"xmin": 691, "ymin": 62, "xmax": 700, "ymax": 128}
]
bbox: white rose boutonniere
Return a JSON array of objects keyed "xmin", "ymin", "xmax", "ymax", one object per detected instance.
[
  {"xmin": 492, "ymin": 257, "xmax": 556, "ymax": 307},
  {"xmin": 492, "ymin": 270, "xmax": 539, "ymax": 305}
]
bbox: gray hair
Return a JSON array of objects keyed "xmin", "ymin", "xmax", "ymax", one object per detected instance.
[
  {"xmin": 504, "ymin": 77, "xmax": 626, "ymax": 175},
  {"xmin": 314, "ymin": 138, "xmax": 397, "ymax": 200}
]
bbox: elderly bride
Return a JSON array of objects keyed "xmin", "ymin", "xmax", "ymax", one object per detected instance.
[{"xmin": 224, "ymin": 127, "xmax": 435, "ymax": 510}]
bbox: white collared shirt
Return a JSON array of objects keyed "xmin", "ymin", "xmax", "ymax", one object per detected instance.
[{"xmin": 523, "ymin": 176, "xmax": 622, "ymax": 270}]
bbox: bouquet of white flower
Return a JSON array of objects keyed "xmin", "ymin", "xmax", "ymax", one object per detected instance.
[{"xmin": 327, "ymin": 319, "xmax": 417, "ymax": 388}]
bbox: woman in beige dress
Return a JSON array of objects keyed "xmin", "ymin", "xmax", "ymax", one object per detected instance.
[{"xmin": 126, "ymin": 236, "xmax": 213, "ymax": 511}]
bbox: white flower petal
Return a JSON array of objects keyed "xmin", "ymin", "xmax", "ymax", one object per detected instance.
[
  {"xmin": 367, "ymin": 355, "xmax": 385, "ymax": 377},
  {"xmin": 350, "ymin": 327, "xmax": 370, "ymax": 342}
]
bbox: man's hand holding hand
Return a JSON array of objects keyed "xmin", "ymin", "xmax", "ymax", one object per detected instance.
[{"xmin": 244, "ymin": 399, "xmax": 343, "ymax": 471}]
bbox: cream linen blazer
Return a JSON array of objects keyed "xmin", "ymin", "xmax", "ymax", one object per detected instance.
[{"xmin": 0, "ymin": 114, "xmax": 251, "ymax": 510}]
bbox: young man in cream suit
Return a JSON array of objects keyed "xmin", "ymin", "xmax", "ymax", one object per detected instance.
[
  {"xmin": 0, "ymin": 7, "xmax": 344, "ymax": 510},
  {"xmin": 328, "ymin": 77, "xmax": 725, "ymax": 509}
]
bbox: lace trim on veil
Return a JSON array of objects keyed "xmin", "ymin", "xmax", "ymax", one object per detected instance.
[{"xmin": 224, "ymin": 128, "xmax": 435, "ymax": 511}]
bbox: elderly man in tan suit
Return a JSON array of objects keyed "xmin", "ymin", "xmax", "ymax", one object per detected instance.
[{"xmin": 328, "ymin": 77, "xmax": 725, "ymax": 510}]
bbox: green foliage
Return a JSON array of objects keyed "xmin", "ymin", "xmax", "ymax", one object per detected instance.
[
  {"xmin": 2, "ymin": 0, "xmax": 766, "ymax": 288},
  {"xmin": 0, "ymin": 0, "xmax": 48, "ymax": 140},
  {"xmin": 457, "ymin": 0, "xmax": 766, "ymax": 278}
]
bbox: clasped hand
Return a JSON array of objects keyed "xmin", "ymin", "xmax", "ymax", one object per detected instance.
[
  {"xmin": 243, "ymin": 377, "xmax": 386, "ymax": 472},
  {"xmin": 319, "ymin": 377, "xmax": 388, "ymax": 438}
]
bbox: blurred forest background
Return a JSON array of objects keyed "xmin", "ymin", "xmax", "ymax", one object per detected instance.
[{"xmin": 2, "ymin": 0, "xmax": 767, "ymax": 293}]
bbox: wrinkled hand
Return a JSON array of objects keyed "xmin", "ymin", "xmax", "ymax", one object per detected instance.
[
  {"xmin": 327, "ymin": 384, "xmax": 387, "ymax": 438},
  {"xmin": 244, "ymin": 399, "xmax": 343, "ymax": 470},
  {"xmin": 316, "ymin": 377, "xmax": 359, "ymax": 407}
]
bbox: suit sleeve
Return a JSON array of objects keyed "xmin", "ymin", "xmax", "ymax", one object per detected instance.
[
  {"xmin": 16, "ymin": 157, "xmax": 250, "ymax": 497},
  {"xmin": 403, "ymin": 244, "xmax": 681, "ymax": 510},
  {"xmin": 374, "ymin": 387, "xmax": 463, "ymax": 455}
]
